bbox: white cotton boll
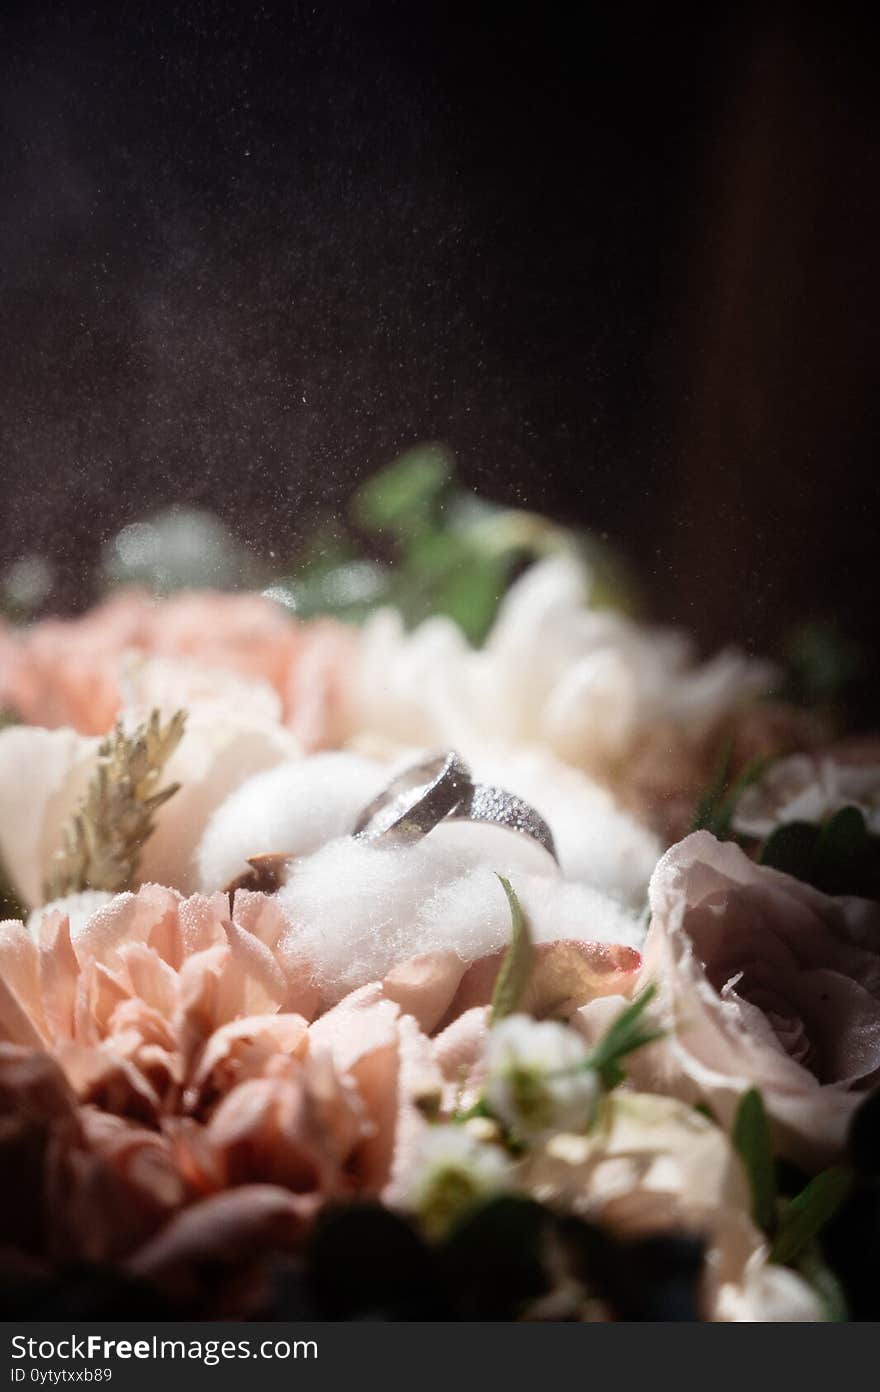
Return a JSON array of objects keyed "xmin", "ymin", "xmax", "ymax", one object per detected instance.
[
  {"xmin": 423, "ymin": 868, "xmax": 644, "ymax": 954},
  {"xmin": 276, "ymin": 834, "xmax": 498, "ymax": 998},
  {"xmin": 466, "ymin": 747, "xmax": 660, "ymax": 908},
  {"xmin": 27, "ymin": 890, "xmax": 114, "ymax": 943},
  {"xmin": 196, "ymin": 751, "xmax": 390, "ymax": 891},
  {"xmin": 276, "ymin": 830, "xmax": 644, "ymax": 1002}
]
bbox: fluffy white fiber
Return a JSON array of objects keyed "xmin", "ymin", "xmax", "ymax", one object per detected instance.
[
  {"xmin": 196, "ymin": 747, "xmax": 651, "ymax": 1002},
  {"xmin": 197, "ymin": 747, "xmax": 659, "ymax": 906},
  {"xmin": 197, "ymin": 751, "xmax": 389, "ymax": 891},
  {"xmin": 466, "ymin": 747, "xmax": 660, "ymax": 907},
  {"xmin": 276, "ymin": 831, "xmax": 643, "ymax": 1003}
]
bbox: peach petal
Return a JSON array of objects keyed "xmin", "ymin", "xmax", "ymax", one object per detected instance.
[
  {"xmin": 127, "ymin": 1184, "xmax": 317, "ymax": 1311},
  {"xmin": 308, "ymin": 984, "xmax": 400, "ymax": 1073},
  {"xmin": 37, "ymin": 912, "xmax": 79, "ymax": 1043},
  {"xmin": 220, "ymin": 916, "xmax": 288, "ymax": 1017},
  {"xmin": 0, "ymin": 921, "xmax": 47, "ymax": 1045},
  {"xmin": 74, "ymin": 960, "xmax": 130, "ymax": 1042},
  {"xmin": 173, "ymin": 945, "xmax": 231, "ymax": 1059},
  {"xmin": 232, "ymin": 892, "xmax": 321, "ymax": 1019},
  {"xmin": 169, "ymin": 890, "xmax": 228, "ymax": 961},
  {"xmin": 442, "ymin": 939, "xmax": 641, "ymax": 1027},
  {"xmin": 384, "ymin": 1013, "xmax": 443, "ymax": 1199},
  {"xmin": 431, "ymin": 1006, "xmax": 490, "ymax": 1108},
  {"xmin": 381, "ymin": 950, "xmax": 467, "ymax": 1033},
  {"xmin": 51, "ymin": 1110, "xmax": 186, "ymax": 1264},
  {"xmin": 205, "ymin": 1073, "xmax": 337, "ymax": 1192},
  {"xmin": 57, "ymin": 1043, "xmax": 161, "ymax": 1123},
  {"xmin": 185, "ymin": 1012, "xmax": 309, "ymax": 1111},
  {"xmin": 117, "ymin": 942, "xmax": 179, "ymax": 1018},
  {"xmin": 72, "ymin": 886, "xmax": 181, "ymax": 973}
]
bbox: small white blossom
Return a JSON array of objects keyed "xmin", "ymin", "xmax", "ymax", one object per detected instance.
[
  {"xmin": 405, "ymin": 1123, "xmax": 513, "ymax": 1236},
  {"xmin": 484, "ymin": 1014, "xmax": 599, "ymax": 1141}
]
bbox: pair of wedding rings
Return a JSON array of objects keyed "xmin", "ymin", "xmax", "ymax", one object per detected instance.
[{"xmin": 352, "ymin": 751, "xmax": 558, "ymax": 864}]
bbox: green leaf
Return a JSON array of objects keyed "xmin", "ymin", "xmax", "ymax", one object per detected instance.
[
  {"xmin": 732, "ymin": 1088, "xmax": 777, "ymax": 1234},
  {"xmin": 761, "ymin": 807, "xmax": 880, "ymax": 898},
  {"xmin": 690, "ymin": 746, "xmax": 773, "ymax": 841},
  {"xmin": 586, "ymin": 985, "xmax": 662, "ymax": 1091},
  {"xmin": 689, "ymin": 739, "xmax": 734, "ymax": 836},
  {"xmin": 771, "ymin": 1166, "xmax": 854, "ymax": 1266},
  {"xmin": 783, "ymin": 620, "xmax": 862, "ymax": 709},
  {"xmin": 814, "ymin": 805, "xmax": 880, "ymax": 897},
  {"xmin": 760, "ymin": 820, "xmax": 821, "ymax": 879},
  {"xmin": 351, "ymin": 444, "xmax": 452, "ymax": 538},
  {"xmin": 796, "ymin": 1242, "xmax": 849, "ymax": 1322},
  {"xmin": 489, "ymin": 875, "xmax": 534, "ymax": 1025},
  {"xmin": 439, "ymin": 1196, "xmax": 553, "ymax": 1319},
  {"xmin": 847, "ymin": 1087, "xmax": 880, "ymax": 1177}
]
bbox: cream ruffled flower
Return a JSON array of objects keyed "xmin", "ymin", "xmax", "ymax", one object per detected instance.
[
  {"xmin": 340, "ymin": 554, "xmax": 772, "ymax": 786},
  {"xmin": 0, "ymin": 702, "xmax": 300, "ymax": 910},
  {"xmin": 519, "ymin": 1091, "xmax": 822, "ymax": 1322}
]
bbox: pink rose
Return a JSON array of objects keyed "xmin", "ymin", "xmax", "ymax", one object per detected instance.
[{"xmin": 631, "ymin": 831, "xmax": 880, "ymax": 1168}]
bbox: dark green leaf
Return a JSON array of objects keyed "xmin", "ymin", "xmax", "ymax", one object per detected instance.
[
  {"xmin": 796, "ymin": 1242, "xmax": 849, "ymax": 1322},
  {"xmin": 732, "ymin": 1088, "xmax": 777, "ymax": 1234},
  {"xmin": 846, "ymin": 1088, "xmax": 880, "ymax": 1177},
  {"xmin": 761, "ymin": 807, "xmax": 880, "ymax": 899},
  {"xmin": 690, "ymin": 747, "xmax": 773, "ymax": 841},
  {"xmin": 783, "ymin": 621, "xmax": 862, "ymax": 709},
  {"xmin": 760, "ymin": 820, "xmax": 822, "ymax": 879},
  {"xmin": 689, "ymin": 739, "xmax": 734, "ymax": 836},
  {"xmin": 439, "ymin": 1196, "xmax": 552, "ymax": 1320},
  {"xmin": 771, "ymin": 1166, "xmax": 854, "ymax": 1266},
  {"xmin": 814, "ymin": 805, "xmax": 879, "ymax": 897},
  {"xmin": 489, "ymin": 875, "xmax": 534, "ymax": 1025}
]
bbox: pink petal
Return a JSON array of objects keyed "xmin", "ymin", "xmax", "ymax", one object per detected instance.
[
  {"xmin": 127, "ymin": 1184, "xmax": 317, "ymax": 1311},
  {"xmin": 0, "ymin": 921, "xmax": 46, "ymax": 1046},
  {"xmin": 37, "ymin": 912, "xmax": 79, "ymax": 1043},
  {"xmin": 442, "ymin": 939, "xmax": 641, "ymax": 1025},
  {"xmin": 381, "ymin": 950, "xmax": 466, "ymax": 1032}
]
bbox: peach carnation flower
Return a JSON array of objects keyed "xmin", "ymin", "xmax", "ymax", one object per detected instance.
[
  {"xmin": 0, "ymin": 884, "xmax": 451, "ymax": 1256},
  {"xmin": 0, "ymin": 588, "xmax": 355, "ymax": 749}
]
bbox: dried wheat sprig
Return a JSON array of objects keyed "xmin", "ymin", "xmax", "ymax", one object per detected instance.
[{"xmin": 42, "ymin": 709, "xmax": 187, "ymax": 902}]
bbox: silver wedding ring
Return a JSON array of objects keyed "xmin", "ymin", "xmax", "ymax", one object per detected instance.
[
  {"xmin": 352, "ymin": 750, "xmax": 558, "ymax": 864},
  {"xmin": 351, "ymin": 751, "xmax": 472, "ymax": 844},
  {"xmin": 448, "ymin": 783, "xmax": 557, "ymax": 861}
]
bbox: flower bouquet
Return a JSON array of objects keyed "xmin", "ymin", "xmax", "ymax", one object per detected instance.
[{"xmin": 1, "ymin": 452, "xmax": 878, "ymax": 1322}]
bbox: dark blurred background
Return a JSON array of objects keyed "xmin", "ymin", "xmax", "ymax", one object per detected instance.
[{"xmin": 0, "ymin": 2, "xmax": 877, "ymax": 654}]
